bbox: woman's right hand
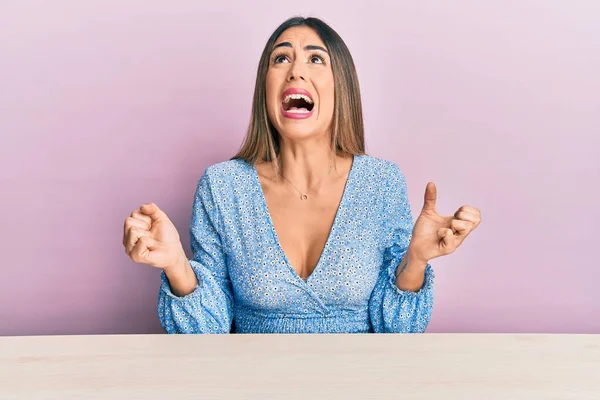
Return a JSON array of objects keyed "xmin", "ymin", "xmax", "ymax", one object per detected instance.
[{"xmin": 123, "ymin": 203, "xmax": 185, "ymax": 270}]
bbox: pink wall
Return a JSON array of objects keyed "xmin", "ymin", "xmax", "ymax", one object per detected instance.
[{"xmin": 1, "ymin": 1, "xmax": 598, "ymax": 335}]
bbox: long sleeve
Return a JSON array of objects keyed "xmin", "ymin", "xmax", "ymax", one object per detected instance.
[
  {"xmin": 157, "ymin": 169, "xmax": 234, "ymax": 334},
  {"xmin": 368, "ymin": 163, "xmax": 435, "ymax": 333}
]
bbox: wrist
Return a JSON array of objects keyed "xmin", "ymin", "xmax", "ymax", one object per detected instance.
[
  {"xmin": 164, "ymin": 248, "xmax": 187, "ymax": 276},
  {"xmin": 162, "ymin": 249, "xmax": 197, "ymax": 297},
  {"xmin": 406, "ymin": 248, "xmax": 428, "ymax": 269},
  {"xmin": 395, "ymin": 251, "xmax": 428, "ymax": 292}
]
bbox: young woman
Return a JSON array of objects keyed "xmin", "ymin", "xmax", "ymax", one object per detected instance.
[{"xmin": 122, "ymin": 17, "xmax": 482, "ymax": 334}]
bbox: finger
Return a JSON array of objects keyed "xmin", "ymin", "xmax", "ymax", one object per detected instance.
[
  {"xmin": 139, "ymin": 203, "xmax": 169, "ymax": 222},
  {"xmin": 131, "ymin": 236, "xmax": 162, "ymax": 266},
  {"xmin": 124, "ymin": 217, "xmax": 150, "ymax": 232},
  {"xmin": 130, "ymin": 210, "xmax": 152, "ymax": 228},
  {"xmin": 126, "ymin": 228, "xmax": 151, "ymax": 255},
  {"xmin": 131, "ymin": 236, "xmax": 154, "ymax": 263},
  {"xmin": 421, "ymin": 182, "xmax": 437, "ymax": 213},
  {"xmin": 451, "ymin": 218, "xmax": 473, "ymax": 236},
  {"xmin": 454, "ymin": 210, "xmax": 482, "ymax": 228},
  {"xmin": 457, "ymin": 205, "xmax": 480, "ymax": 215},
  {"xmin": 123, "ymin": 217, "xmax": 151, "ymax": 246},
  {"xmin": 437, "ymin": 227, "xmax": 456, "ymax": 250}
]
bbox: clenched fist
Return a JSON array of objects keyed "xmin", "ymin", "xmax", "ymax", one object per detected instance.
[{"xmin": 123, "ymin": 203, "xmax": 185, "ymax": 269}]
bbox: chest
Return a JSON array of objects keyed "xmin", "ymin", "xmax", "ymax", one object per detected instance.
[
  {"xmin": 228, "ymin": 190, "xmax": 385, "ymax": 314},
  {"xmin": 223, "ymin": 163, "xmax": 388, "ymax": 313},
  {"xmin": 264, "ymin": 180, "xmax": 346, "ymax": 280}
]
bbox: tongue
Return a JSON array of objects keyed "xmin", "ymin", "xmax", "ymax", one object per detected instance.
[{"xmin": 289, "ymin": 107, "xmax": 308, "ymax": 111}]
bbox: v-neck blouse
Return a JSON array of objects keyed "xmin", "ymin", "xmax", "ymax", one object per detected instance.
[
  {"xmin": 158, "ymin": 154, "xmax": 435, "ymax": 334},
  {"xmin": 253, "ymin": 154, "xmax": 357, "ymax": 285}
]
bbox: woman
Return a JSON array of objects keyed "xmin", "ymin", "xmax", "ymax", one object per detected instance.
[{"xmin": 122, "ymin": 16, "xmax": 481, "ymax": 334}]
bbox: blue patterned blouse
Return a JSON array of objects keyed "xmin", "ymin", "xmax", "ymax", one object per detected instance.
[{"xmin": 157, "ymin": 154, "xmax": 435, "ymax": 334}]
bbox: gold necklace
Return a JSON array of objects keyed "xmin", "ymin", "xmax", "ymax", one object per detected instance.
[{"xmin": 281, "ymin": 163, "xmax": 334, "ymax": 200}]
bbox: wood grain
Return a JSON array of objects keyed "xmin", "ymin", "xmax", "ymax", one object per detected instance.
[{"xmin": 0, "ymin": 334, "xmax": 598, "ymax": 399}]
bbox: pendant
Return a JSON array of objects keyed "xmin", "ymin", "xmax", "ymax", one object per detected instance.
[{"xmin": 301, "ymin": 194, "xmax": 308, "ymax": 200}]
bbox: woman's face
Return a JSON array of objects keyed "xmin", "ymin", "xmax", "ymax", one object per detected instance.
[{"xmin": 265, "ymin": 26, "xmax": 334, "ymax": 142}]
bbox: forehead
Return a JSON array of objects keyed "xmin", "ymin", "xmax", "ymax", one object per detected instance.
[{"xmin": 274, "ymin": 26, "xmax": 326, "ymax": 48}]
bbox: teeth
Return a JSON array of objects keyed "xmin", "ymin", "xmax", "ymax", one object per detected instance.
[
  {"xmin": 286, "ymin": 108, "xmax": 311, "ymax": 114},
  {"xmin": 283, "ymin": 93, "xmax": 314, "ymax": 104}
]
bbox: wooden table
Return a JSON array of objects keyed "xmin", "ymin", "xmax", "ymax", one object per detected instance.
[{"xmin": 0, "ymin": 334, "xmax": 598, "ymax": 399}]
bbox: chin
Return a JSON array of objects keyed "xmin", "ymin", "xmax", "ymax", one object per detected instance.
[{"xmin": 279, "ymin": 125, "xmax": 318, "ymax": 140}]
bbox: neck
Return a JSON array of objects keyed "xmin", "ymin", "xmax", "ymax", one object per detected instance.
[{"xmin": 277, "ymin": 139, "xmax": 337, "ymax": 190}]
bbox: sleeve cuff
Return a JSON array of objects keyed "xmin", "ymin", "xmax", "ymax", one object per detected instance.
[
  {"xmin": 384, "ymin": 244, "xmax": 435, "ymax": 297},
  {"xmin": 160, "ymin": 270, "xmax": 203, "ymax": 301}
]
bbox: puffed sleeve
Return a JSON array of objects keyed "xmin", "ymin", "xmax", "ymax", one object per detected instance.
[
  {"xmin": 157, "ymin": 169, "xmax": 233, "ymax": 334},
  {"xmin": 368, "ymin": 162, "xmax": 435, "ymax": 333}
]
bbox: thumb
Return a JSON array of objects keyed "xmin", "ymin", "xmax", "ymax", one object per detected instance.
[
  {"xmin": 422, "ymin": 182, "xmax": 437, "ymax": 213},
  {"xmin": 143, "ymin": 236, "xmax": 160, "ymax": 251},
  {"xmin": 139, "ymin": 203, "xmax": 169, "ymax": 222},
  {"xmin": 131, "ymin": 236, "xmax": 166, "ymax": 266}
]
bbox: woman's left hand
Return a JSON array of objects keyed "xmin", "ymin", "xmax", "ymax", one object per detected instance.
[{"xmin": 407, "ymin": 182, "xmax": 482, "ymax": 263}]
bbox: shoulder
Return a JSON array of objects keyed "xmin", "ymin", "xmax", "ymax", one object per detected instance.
[
  {"xmin": 203, "ymin": 158, "xmax": 253, "ymax": 183},
  {"xmin": 356, "ymin": 154, "xmax": 406, "ymax": 184},
  {"xmin": 202, "ymin": 158, "xmax": 259, "ymax": 202},
  {"xmin": 193, "ymin": 158, "xmax": 254, "ymax": 203},
  {"xmin": 193, "ymin": 159, "xmax": 254, "ymax": 221},
  {"xmin": 195, "ymin": 158, "xmax": 255, "ymax": 194}
]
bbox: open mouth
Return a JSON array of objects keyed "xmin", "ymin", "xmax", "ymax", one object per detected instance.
[{"xmin": 282, "ymin": 93, "xmax": 314, "ymax": 113}]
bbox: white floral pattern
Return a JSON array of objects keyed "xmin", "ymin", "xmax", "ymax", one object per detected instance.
[{"xmin": 158, "ymin": 155, "xmax": 434, "ymax": 334}]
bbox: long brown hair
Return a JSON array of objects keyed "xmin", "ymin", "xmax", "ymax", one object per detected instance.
[{"xmin": 231, "ymin": 16, "xmax": 366, "ymax": 174}]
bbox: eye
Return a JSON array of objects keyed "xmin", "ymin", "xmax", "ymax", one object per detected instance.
[
  {"xmin": 272, "ymin": 52, "xmax": 289, "ymax": 64},
  {"xmin": 310, "ymin": 54, "xmax": 325, "ymax": 64}
]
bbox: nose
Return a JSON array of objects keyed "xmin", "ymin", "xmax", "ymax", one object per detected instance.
[{"xmin": 287, "ymin": 58, "xmax": 306, "ymax": 82}]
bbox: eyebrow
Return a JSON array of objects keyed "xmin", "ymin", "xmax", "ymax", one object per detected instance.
[{"xmin": 272, "ymin": 42, "xmax": 329, "ymax": 54}]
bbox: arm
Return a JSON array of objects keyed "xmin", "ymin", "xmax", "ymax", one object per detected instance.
[
  {"xmin": 157, "ymin": 169, "xmax": 234, "ymax": 334},
  {"xmin": 395, "ymin": 249, "xmax": 427, "ymax": 292},
  {"xmin": 368, "ymin": 162, "xmax": 435, "ymax": 333},
  {"xmin": 163, "ymin": 252, "xmax": 198, "ymax": 297}
]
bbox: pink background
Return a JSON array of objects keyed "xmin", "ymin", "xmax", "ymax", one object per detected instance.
[{"xmin": 1, "ymin": 1, "xmax": 598, "ymax": 336}]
